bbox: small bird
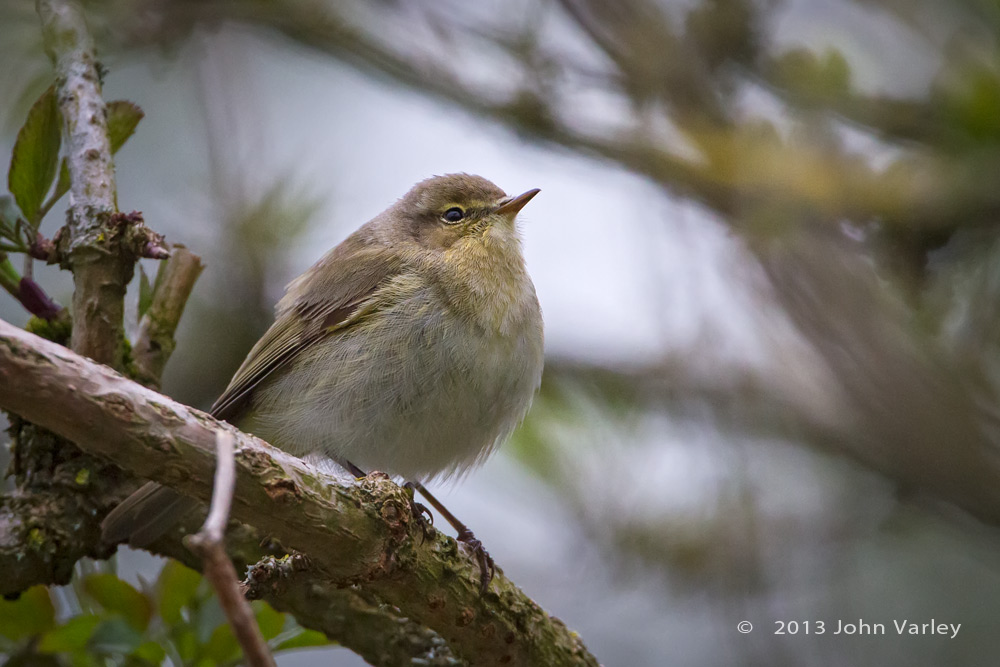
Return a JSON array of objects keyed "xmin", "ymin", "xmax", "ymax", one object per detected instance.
[{"xmin": 103, "ymin": 174, "xmax": 545, "ymax": 589}]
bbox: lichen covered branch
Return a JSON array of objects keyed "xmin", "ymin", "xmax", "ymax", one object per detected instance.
[{"xmin": 0, "ymin": 319, "xmax": 598, "ymax": 667}]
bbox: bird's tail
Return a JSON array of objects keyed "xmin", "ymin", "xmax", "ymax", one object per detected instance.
[{"xmin": 101, "ymin": 482, "xmax": 201, "ymax": 547}]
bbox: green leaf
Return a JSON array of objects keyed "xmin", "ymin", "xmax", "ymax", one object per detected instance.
[
  {"xmin": 202, "ymin": 623, "xmax": 240, "ymax": 663},
  {"xmin": 37, "ymin": 614, "xmax": 103, "ymax": 653},
  {"xmin": 193, "ymin": 595, "xmax": 225, "ymax": 644},
  {"xmin": 82, "ymin": 574, "xmax": 152, "ymax": 632},
  {"xmin": 106, "ymin": 101, "xmax": 144, "ymax": 154},
  {"xmin": 274, "ymin": 628, "xmax": 330, "ymax": 651},
  {"xmin": 130, "ymin": 640, "xmax": 166, "ymax": 664},
  {"xmin": 0, "ymin": 586, "xmax": 56, "ymax": 640},
  {"xmin": 8, "ymin": 86, "xmax": 61, "ymax": 226},
  {"xmin": 0, "ymin": 195, "xmax": 21, "ymax": 236},
  {"xmin": 48, "ymin": 160, "xmax": 70, "ymax": 211},
  {"xmin": 173, "ymin": 628, "xmax": 198, "ymax": 664},
  {"xmin": 0, "ymin": 255, "xmax": 22, "ymax": 297},
  {"xmin": 87, "ymin": 617, "xmax": 144, "ymax": 655},
  {"xmin": 138, "ymin": 263, "xmax": 153, "ymax": 319},
  {"xmin": 67, "ymin": 653, "xmax": 102, "ymax": 667},
  {"xmin": 253, "ymin": 601, "xmax": 285, "ymax": 641},
  {"xmin": 156, "ymin": 561, "xmax": 202, "ymax": 625}
]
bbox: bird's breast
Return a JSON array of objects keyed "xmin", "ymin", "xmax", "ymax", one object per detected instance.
[{"xmin": 249, "ymin": 277, "xmax": 543, "ymax": 481}]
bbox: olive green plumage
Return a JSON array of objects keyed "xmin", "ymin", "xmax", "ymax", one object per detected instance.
[{"xmin": 103, "ymin": 174, "xmax": 544, "ymax": 546}]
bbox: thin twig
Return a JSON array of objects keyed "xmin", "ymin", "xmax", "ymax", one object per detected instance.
[
  {"xmin": 186, "ymin": 431, "xmax": 276, "ymax": 667},
  {"xmin": 200, "ymin": 431, "xmax": 237, "ymax": 542},
  {"xmin": 133, "ymin": 244, "xmax": 204, "ymax": 386}
]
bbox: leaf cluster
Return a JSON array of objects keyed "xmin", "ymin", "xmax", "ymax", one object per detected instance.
[
  {"xmin": 0, "ymin": 561, "xmax": 327, "ymax": 667},
  {"xmin": 0, "ymin": 86, "xmax": 143, "ymax": 317}
]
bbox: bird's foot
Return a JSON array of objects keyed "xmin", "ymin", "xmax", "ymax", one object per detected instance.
[
  {"xmin": 403, "ymin": 482, "xmax": 434, "ymax": 542},
  {"xmin": 457, "ymin": 528, "xmax": 495, "ymax": 593}
]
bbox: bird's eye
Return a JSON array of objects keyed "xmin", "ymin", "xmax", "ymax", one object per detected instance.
[{"xmin": 442, "ymin": 207, "xmax": 464, "ymax": 223}]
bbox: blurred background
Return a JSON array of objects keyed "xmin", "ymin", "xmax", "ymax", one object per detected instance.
[{"xmin": 5, "ymin": 0, "xmax": 1000, "ymax": 664}]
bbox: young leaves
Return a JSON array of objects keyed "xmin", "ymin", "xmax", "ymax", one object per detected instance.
[
  {"xmin": 1, "ymin": 88, "xmax": 145, "ymax": 320},
  {"xmin": 107, "ymin": 100, "xmax": 145, "ymax": 153},
  {"xmin": 7, "ymin": 87, "xmax": 61, "ymax": 226},
  {"xmin": 6, "ymin": 87, "xmax": 146, "ymax": 232}
]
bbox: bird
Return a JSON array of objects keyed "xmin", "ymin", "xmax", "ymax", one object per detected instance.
[{"xmin": 102, "ymin": 173, "xmax": 545, "ymax": 590}]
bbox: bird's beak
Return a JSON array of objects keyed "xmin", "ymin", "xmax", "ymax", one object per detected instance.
[{"xmin": 495, "ymin": 188, "xmax": 540, "ymax": 216}]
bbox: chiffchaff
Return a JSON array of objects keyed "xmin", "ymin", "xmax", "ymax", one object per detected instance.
[{"xmin": 103, "ymin": 174, "xmax": 544, "ymax": 589}]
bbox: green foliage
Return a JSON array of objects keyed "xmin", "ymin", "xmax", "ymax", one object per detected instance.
[
  {"xmin": 7, "ymin": 86, "xmax": 60, "ymax": 227},
  {"xmin": 107, "ymin": 101, "xmax": 145, "ymax": 154},
  {"xmin": 0, "ymin": 561, "xmax": 329, "ymax": 666},
  {"xmin": 0, "ymin": 586, "xmax": 56, "ymax": 641},
  {"xmin": 0, "ymin": 197, "xmax": 22, "ymax": 246},
  {"xmin": 0, "ymin": 255, "xmax": 21, "ymax": 297},
  {"xmin": 81, "ymin": 575, "xmax": 152, "ymax": 632},
  {"xmin": 1, "ymin": 87, "xmax": 145, "ymax": 254},
  {"xmin": 253, "ymin": 602, "xmax": 285, "ymax": 641},
  {"xmin": 772, "ymin": 48, "xmax": 852, "ymax": 103},
  {"xmin": 36, "ymin": 615, "xmax": 102, "ymax": 653},
  {"xmin": 155, "ymin": 560, "xmax": 201, "ymax": 626},
  {"xmin": 940, "ymin": 61, "xmax": 1000, "ymax": 145},
  {"xmin": 0, "ymin": 85, "xmax": 147, "ymax": 316}
]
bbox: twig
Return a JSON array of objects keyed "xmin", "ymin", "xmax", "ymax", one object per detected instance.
[
  {"xmin": 200, "ymin": 431, "xmax": 236, "ymax": 542},
  {"xmin": 133, "ymin": 244, "xmax": 204, "ymax": 386},
  {"xmin": 186, "ymin": 431, "xmax": 276, "ymax": 667}
]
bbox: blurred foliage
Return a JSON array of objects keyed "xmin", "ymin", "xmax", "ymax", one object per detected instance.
[
  {"xmin": 0, "ymin": 561, "xmax": 327, "ymax": 666},
  {"xmin": 173, "ymin": 178, "xmax": 323, "ymax": 410}
]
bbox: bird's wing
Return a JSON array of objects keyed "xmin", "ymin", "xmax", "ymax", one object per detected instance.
[{"xmin": 210, "ymin": 241, "xmax": 408, "ymax": 423}]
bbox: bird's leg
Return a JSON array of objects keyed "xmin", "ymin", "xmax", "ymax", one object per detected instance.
[
  {"xmin": 410, "ymin": 481, "xmax": 495, "ymax": 593},
  {"xmin": 342, "ymin": 460, "xmax": 367, "ymax": 479},
  {"xmin": 341, "ymin": 460, "xmax": 432, "ymax": 538}
]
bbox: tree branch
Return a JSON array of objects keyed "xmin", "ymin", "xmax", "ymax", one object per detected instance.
[
  {"xmin": 149, "ymin": 521, "xmax": 465, "ymax": 666},
  {"xmin": 0, "ymin": 318, "xmax": 599, "ymax": 667}
]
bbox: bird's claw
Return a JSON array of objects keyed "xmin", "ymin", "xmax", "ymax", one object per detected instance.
[
  {"xmin": 412, "ymin": 500, "xmax": 434, "ymax": 542},
  {"xmin": 403, "ymin": 483, "xmax": 434, "ymax": 542},
  {"xmin": 457, "ymin": 528, "xmax": 495, "ymax": 593}
]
